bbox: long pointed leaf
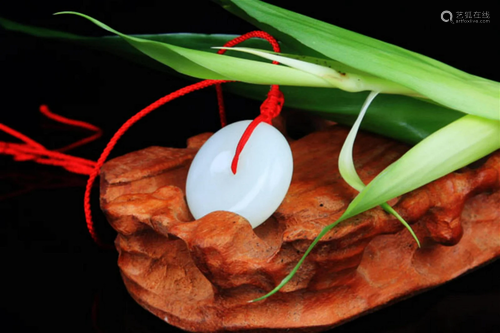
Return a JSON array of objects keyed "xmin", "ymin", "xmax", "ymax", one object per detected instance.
[
  {"xmin": 230, "ymin": 84, "xmax": 463, "ymax": 144},
  {"xmin": 53, "ymin": 12, "xmax": 336, "ymax": 87},
  {"xmin": 338, "ymin": 91, "xmax": 420, "ymax": 246},
  {"xmin": 344, "ymin": 115, "xmax": 500, "ymax": 217},
  {"xmin": 218, "ymin": 46, "xmax": 418, "ymax": 95},
  {"xmin": 253, "ymin": 114, "xmax": 498, "ymax": 302},
  {"xmin": 217, "ymin": 0, "xmax": 499, "ymax": 120},
  {"xmin": 339, "ymin": 91, "xmax": 380, "ymax": 191},
  {"xmin": 1, "ymin": 16, "xmax": 464, "ymax": 144}
]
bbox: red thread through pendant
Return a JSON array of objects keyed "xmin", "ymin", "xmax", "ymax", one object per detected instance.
[
  {"xmin": 1, "ymin": 31, "xmax": 284, "ymax": 247},
  {"xmin": 215, "ymin": 30, "xmax": 284, "ymax": 174}
]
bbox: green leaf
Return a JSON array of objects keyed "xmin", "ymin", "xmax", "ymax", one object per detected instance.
[
  {"xmin": 52, "ymin": 12, "xmax": 340, "ymax": 87},
  {"xmin": 230, "ymin": 84, "xmax": 463, "ymax": 144},
  {"xmin": 344, "ymin": 115, "xmax": 500, "ymax": 217},
  {"xmin": 338, "ymin": 91, "xmax": 380, "ymax": 192},
  {"xmin": 0, "ymin": 16, "xmax": 278, "ymax": 73},
  {"xmin": 0, "ymin": 16, "xmax": 464, "ymax": 144},
  {"xmin": 217, "ymin": 0, "xmax": 500, "ymax": 120},
  {"xmin": 217, "ymin": 47, "xmax": 418, "ymax": 95},
  {"xmin": 338, "ymin": 91, "xmax": 420, "ymax": 246},
  {"xmin": 253, "ymin": 114, "xmax": 499, "ymax": 302},
  {"xmin": 380, "ymin": 203, "xmax": 420, "ymax": 247}
]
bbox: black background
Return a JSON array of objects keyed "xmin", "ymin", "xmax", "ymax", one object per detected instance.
[{"xmin": 1, "ymin": 1, "xmax": 499, "ymax": 332}]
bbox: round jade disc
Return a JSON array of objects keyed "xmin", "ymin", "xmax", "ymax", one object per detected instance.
[{"xmin": 186, "ymin": 120, "xmax": 293, "ymax": 228}]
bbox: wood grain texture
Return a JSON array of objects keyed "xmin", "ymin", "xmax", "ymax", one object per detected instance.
[{"xmin": 100, "ymin": 125, "xmax": 500, "ymax": 332}]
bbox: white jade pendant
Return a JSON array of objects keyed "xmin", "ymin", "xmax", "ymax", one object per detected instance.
[{"xmin": 186, "ymin": 120, "xmax": 293, "ymax": 228}]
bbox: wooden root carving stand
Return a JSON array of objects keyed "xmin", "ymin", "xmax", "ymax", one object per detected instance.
[{"xmin": 100, "ymin": 123, "xmax": 500, "ymax": 333}]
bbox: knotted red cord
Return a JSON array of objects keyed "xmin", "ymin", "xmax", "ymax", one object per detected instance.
[
  {"xmin": 214, "ymin": 31, "xmax": 283, "ymax": 174},
  {"xmin": 215, "ymin": 30, "xmax": 281, "ymax": 129},
  {"xmin": 230, "ymin": 85, "xmax": 284, "ymax": 174},
  {"xmin": 1, "ymin": 31, "xmax": 284, "ymax": 247}
]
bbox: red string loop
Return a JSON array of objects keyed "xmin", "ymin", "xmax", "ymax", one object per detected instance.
[
  {"xmin": 83, "ymin": 79, "xmax": 230, "ymax": 246},
  {"xmin": 213, "ymin": 31, "xmax": 284, "ymax": 174},
  {"xmin": 1, "ymin": 31, "xmax": 284, "ymax": 247},
  {"xmin": 215, "ymin": 30, "xmax": 282, "ymax": 129}
]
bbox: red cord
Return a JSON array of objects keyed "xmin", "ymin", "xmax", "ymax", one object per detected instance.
[
  {"xmin": 215, "ymin": 31, "xmax": 279, "ymax": 128},
  {"xmin": 1, "ymin": 31, "xmax": 284, "ymax": 247},
  {"xmin": 0, "ymin": 106, "xmax": 100, "ymax": 175},
  {"xmin": 231, "ymin": 86, "xmax": 284, "ymax": 174},
  {"xmin": 84, "ymin": 31, "xmax": 283, "ymax": 245},
  {"xmin": 83, "ymin": 79, "xmax": 230, "ymax": 246},
  {"xmin": 214, "ymin": 31, "xmax": 283, "ymax": 174},
  {"xmin": 39, "ymin": 105, "xmax": 103, "ymax": 153}
]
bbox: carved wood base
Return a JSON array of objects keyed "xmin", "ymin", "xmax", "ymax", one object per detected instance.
[{"xmin": 100, "ymin": 125, "xmax": 500, "ymax": 332}]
